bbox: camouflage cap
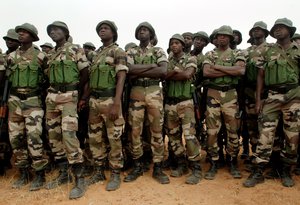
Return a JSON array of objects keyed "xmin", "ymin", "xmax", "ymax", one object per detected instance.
[
  {"xmin": 33, "ymin": 44, "xmax": 40, "ymax": 51},
  {"xmin": 209, "ymin": 29, "xmax": 219, "ymax": 43},
  {"xmin": 216, "ymin": 25, "xmax": 234, "ymax": 41},
  {"xmin": 233, "ymin": 30, "xmax": 243, "ymax": 45},
  {"xmin": 291, "ymin": 33, "xmax": 300, "ymax": 41},
  {"xmin": 15, "ymin": 23, "xmax": 39, "ymax": 41},
  {"xmin": 96, "ymin": 20, "xmax": 118, "ymax": 42},
  {"xmin": 3, "ymin": 29, "xmax": 19, "ymax": 41},
  {"xmin": 67, "ymin": 35, "xmax": 73, "ymax": 43},
  {"xmin": 247, "ymin": 37, "xmax": 254, "ymax": 44},
  {"xmin": 169, "ymin": 34, "xmax": 185, "ymax": 47},
  {"xmin": 47, "ymin": 21, "xmax": 69, "ymax": 37},
  {"xmin": 151, "ymin": 34, "xmax": 158, "ymax": 46},
  {"xmin": 249, "ymin": 21, "xmax": 269, "ymax": 37},
  {"xmin": 135, "ymin": 22, "xmax": 156, "ymax": 40},
  {"xmin": 83, "ymin": 42, "xmax": 96, "ymax": 49},
  {"xmin": 124, "ymin": 42, "xmax": 138, "ymax": 51},
  {"xmin": 182, "ymin": 32, "xmax": 193, "ymax": 38},
  {"xmin": 193, "ymin": 31, "xmax": 210, "ymax": 44},
  {"xmin": 40, "ymin": 42, "xmax": 54, "ymax": 49},
  {"xmin": 270, "ymin": 18, "xmax": 296, "ymax": 38}
]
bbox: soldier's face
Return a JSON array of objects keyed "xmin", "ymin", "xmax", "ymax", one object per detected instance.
[
  {"xmin": 98, "ymin": 24, "xmax": 114, "ymax": 41},
  {"xmin": 193, "ymin": 37, "xmax": 207, "ymax": 50},
  {"xmin": 273, "ymin": 25, "xmax": 290, "ymax": 40},
  {"xmin": 49, "ymin": 27, "xmax": 66, "ymax": 42},
  {"xmin": 183, "ymin": 35, "xmax": 193, "ymax": 47},
  {"xmin": 17, "ymin": 29, "xmax": 34, "ymax": 44},
  {"xmin": 41, "ymin": 46, "xmax": 51, "ymax": 54},
  {"xmin": 252, "ymin": 27, "xmax": 265, "ymax": 39},
  {"xmin": 217, "ymin": 34, "xmax": 230, "ymax": 46},
  {"xmin": 138, "ymin": 27, "xmax": 151, "ymax": 41},
  {"xmin": 83, "ymin": 47, "xmax": 93, "ymax": 56},
  {"xmin": 5, "ymin": 38, "xmax": 20, "ymax": 50},
  {"xmin": 170, "ymin": 39, "xmax": 184, "ymax": 54}
]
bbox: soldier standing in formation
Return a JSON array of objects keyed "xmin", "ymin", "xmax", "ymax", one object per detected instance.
[
  {"xmin": 45, "ymin": 21, "xmax": 89, "ymax": 199},
  {"xmin": 5, "ymin": 23, "xmax": 49, "ymax": 190},
  {"xmin": 203, "ymin": 25, "xmax": 245, "ymax": 180},
  {"xmin": 124, "ymin": 22, "xmax": 169, "ymax": 184},
  {"xmin": 86, "ymin": 20, "xmax": 127, "ymax": 191}
]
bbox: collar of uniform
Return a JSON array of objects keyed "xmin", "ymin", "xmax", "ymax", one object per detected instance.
[
  {"xmin": 170, "ymin": 52, "xmax": 186, "ymax": 62},
  {"xmin": 275, "ymin": 41, "xmax": 299, "ymax": 50},
  {"xmin": 139, "ymin": 42, "xmax": 153, "ymax": 50},
  {"xmin": 99, "ymin": 42, "xmax": 116, "ymax": 51},
  {"xmin": 216, "ymin": 47, "xmax": 232, "ymax": 53},
  {"xmin": 17, "ymin": 44, "xmax": 36, "ymax": 55}
]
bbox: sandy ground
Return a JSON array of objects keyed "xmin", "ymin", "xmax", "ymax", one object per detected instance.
[{"xmin": 1, "ymin": 152, "xmax": 300, "ymax": 205}]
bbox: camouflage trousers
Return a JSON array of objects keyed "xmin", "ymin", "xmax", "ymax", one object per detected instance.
[
  {"xmin": 8, "ymin": 95, "xmax": 48, "ymax": 170},
  {"xmin": 245, "ymin": 98, "xmax": 259, "ymax": 147},
  {"xmin": 88, "ymin": 97, "xmax": 124, "ymax": 169},
  {"xmin": 128, "ymin": 85, "xmax": 164, "ymax": 163},
  {"xmin": 254, "ymin": 87, "xmax": 300, "ymax": 165},
  {"xmin": 165, "ymin": 99, "xmax": 201, "ymax": 161},
  {"xmin": 205, "ymin": 88, "xmax": 240, "ymax": 161},
  {"xmin": 46, "ymin": 90, "xmax": 83, "ymax": 164}
]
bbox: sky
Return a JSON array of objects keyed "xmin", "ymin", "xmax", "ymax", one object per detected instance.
[{"xmin": 1, "ymin": 0, "xmax": 300, "ymax": 53}]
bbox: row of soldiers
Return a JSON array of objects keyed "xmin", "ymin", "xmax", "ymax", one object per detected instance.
[{"xmin": 0, "ymin": 17, "xmax": 300, "ymax": 200}]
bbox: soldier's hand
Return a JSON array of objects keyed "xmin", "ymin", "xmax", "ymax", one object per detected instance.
[
  {"xmin": 109, "ymin": 103, "xmax": 119, "ymax": 121},
  {"xmin": 78, "ymin": 100, "xmax": 86, "ymax": 112},
  {"xmin": 255, "ymin": 100, "xmax": 262, "ymax": 114}
]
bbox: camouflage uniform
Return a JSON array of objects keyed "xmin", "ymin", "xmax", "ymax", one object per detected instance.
[
  {"xmin": 244, "ymin": 18, "xmax": 300, "ymax": 188},
  {"xmin": 203, "ymin": 26, "xmax": 245, "ymax": 180},
  {"xmin": 88, "ymin": 44, "xmax": 127, "ymax": 170},
  {"xmin": 46, "ymin": 41, "xmax": 88, "ymax": 164},
  {"xmin": 126, "ymin": 43, "xmax": 167, "ymax": 163}
]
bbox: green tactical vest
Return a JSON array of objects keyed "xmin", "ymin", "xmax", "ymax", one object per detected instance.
[
  {"xmin": 246, "ymin": 60, "xmax": 257, "ymax": 84},
  {"xmin": 167, "ymin": 56, "xmax": 194, "ymax": 99},
  {"xmin": 264, "ymin": 47, "xmax": 299, "ymax": 86},
  {"xmin": 49, "ymin": 46, "xmax": 79, "ymax": 85},
  {"xmin": 210, "ymin": 49, "xmax": 239, "ymax": 85},
  {"xmin": 134, "ymin": 47, "xmax": 157, "ymax": 65},
  {"xmin": 89, "ymin": 47, "xmax": 117, "ymax": 90},
  {"xmin": 10, "ymin": 50, "xmax": 41, "ymax": 88},
  {"xmin": 90, "ymin": 64, "xmax": 116, "ymax": 90}
]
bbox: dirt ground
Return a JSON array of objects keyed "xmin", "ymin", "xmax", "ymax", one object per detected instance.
[{"xmin": 1, "ymin": 151, "xmax": 300, "ymax": 205}]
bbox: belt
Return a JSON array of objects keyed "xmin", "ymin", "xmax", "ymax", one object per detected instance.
[
  {"xmin": 49, "ymin": 84, "xmax": 78, "ymax": 93},
  {"xmin": 10, "ymin": 89, "xmax": 39, "ymax": 100},
  {"xmin": 91, "ymin": 89, "xmax": 116, "ymax": 98},
  {"xmin": 165, "ymin": 97, "xmax": 189, "ymax": 105},
  {"xmin": 268, "ymin": 84, "xmax": 298, "ymax": 94},
  {"xmin": 132, "ymin": 79, "xmax": 160, "ymax": 87},
  {"xmin": 207, "ymin": 84, "xmax": 236, "ymax": 92}
]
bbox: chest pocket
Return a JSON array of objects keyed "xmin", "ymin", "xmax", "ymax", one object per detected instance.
[
  {"xmin": 10, "ymin": 57, "xmax": 40, "ymax": 88},
  {"xmin": 90, "ymin": 64, "xmax": 116, "ymax": 90},
  {"xmin": 49, "ymin": 60, "xmax": 79, "ymax": 84}
]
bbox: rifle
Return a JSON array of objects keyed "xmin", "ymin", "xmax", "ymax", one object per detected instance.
[
  {"xmin": 0, "ymin": 79, "xmax": 10, "ymax": 138},
  {"xmin": 192, "ymin": 85, "xmax": 202, "ymax": 143}
]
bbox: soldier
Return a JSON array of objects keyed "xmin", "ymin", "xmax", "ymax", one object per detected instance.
[
  {"xmin": 203, "ymin": 25, "xmax": 245, "ymax": 180},
  {"xmin": 45, "ymin": 21, "xmax": 89, "ymax": 199},
  {"xmin": 0, "ymin": 28, "xmax": 20, "ymax": 175},
  {"xmin": 291, "ymin": 33, "xmax": 300, "ymax": 45},
  {"xmin": 230, "ymin": 30, "xmax": 243, "ymax": 50},
  {"xmin": 3, "ymin": 29, "xmax": 20, "ymax": 55},
  {"xmin": 190, "ymin": 31, "xmax": 210, "ymax": 148},
  {"xmin": 165, "ymin": 34, "xmax": 202, "ymax": 184},
  {"xmin": 40, "ymin": 43, "xmax": 53, "ymax": 54},
  {"xmin": 209, "ymin": 29, "xmax": 219, "ymax": 48},
  {"xmin": 124, "ymin": 42, "xmax": 138, "ymax": 52},
  {"xmin": 182, "ymin": 32, "xmax": 193, "ymax": 54},
  {"xmin": 83, "ymin": 42, "xmax": 96, "ymax": 57},
  {"xmin": 243, "ymin": 18, "xmax": 300, "ymax": 188},
  {"xmin": 243, "ymin": 21, "xmax": 269, "ymax": 165},
  {"xmin": 86, "ymin": 20, "xmax": 127, "ymax": 191},
  {"xmin": 124, "ymin": 22, "xmax": 169, "ymax": 184},
  {"xmin": 5, "ymin": 23, "xmax": 49, "ymax": 190}
]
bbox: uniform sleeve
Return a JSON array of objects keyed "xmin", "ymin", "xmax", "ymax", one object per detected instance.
[
  {"xmin": 76, "ymin": 48, "xmax": 90, "ymax": 71},
  {"xmin": 115, "ymin": 47, "xmax": 128, "ymax": 73},
  {"xmin": 155, "ymin": 47, "xmax": 168, "ymax": 64},
  {"xmin": 234, "ymin": 49, "xmax": 246, "ymax": 62},
  {"xmin": 0, "ymin": 53, "xmax": 5, "ymax": 71},
  {"xmin": 186, "ymin": 56, "xmax": 197, "ymax": 70},
  {"xmin": 203, "ymin": 51, "xmax": 214, "ymax": 65},
  {"xmin": 126, "ymin": 48, "xmax": 135, "ymax": 66}
]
